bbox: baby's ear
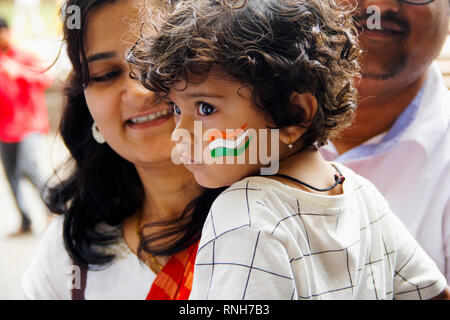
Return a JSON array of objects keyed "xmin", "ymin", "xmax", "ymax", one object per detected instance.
[
  {"xmin": 279, "ymin": 92, "xmax": 318, "ymax": 146},
  {"xmin": 289, "ymin": 92, "xmax": 317, "ymax": 125}
]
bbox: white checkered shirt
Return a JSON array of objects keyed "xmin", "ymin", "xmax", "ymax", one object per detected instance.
[{"xmin": 189, "ymin": 163, "xmax": 447, "ymax": 300}]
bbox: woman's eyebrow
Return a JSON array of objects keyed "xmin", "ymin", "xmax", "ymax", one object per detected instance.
[{"xmin": 86, "ymin": 51, "xmax": 117, "ymax": 63}]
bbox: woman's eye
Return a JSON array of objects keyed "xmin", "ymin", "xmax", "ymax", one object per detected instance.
[
  {"xmin": 90, "ymin": 70, "xmax": 122, "ymax": 83},
  {"xmin": 198, "ymin": 102, "xmax": 216, "ymax": 116}
]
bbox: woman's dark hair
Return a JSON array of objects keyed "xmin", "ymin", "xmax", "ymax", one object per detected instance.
[
  {"xmin": 129, "ymin": 0, "xmax": 361, "ymax": 148},
  {"xmin": 47, "ymin": 0, "xmax": 224, "ymax": 267}
]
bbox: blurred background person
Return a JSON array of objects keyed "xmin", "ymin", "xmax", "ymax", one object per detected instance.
[{"xmin": 0, "ymin": 17, "xmax": 53, "ymax": 235}]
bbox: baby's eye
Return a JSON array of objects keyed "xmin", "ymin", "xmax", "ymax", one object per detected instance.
[
  {"xmin": 172, "ymin": 103, "xmax": 181, "ymax": 115},
  {"xmin": 198, "ymin": 102, "xmax": 216, "ymax": 116}
]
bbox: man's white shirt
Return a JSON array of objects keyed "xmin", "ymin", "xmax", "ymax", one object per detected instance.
[{"xmin": 320, "ymin": 63, "xmax": 450, "ymax": 283}]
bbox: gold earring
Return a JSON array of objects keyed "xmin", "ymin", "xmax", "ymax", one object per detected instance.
[{"xmin": 288, "ymin": 137, "xmax": 293, "ymax": 151}]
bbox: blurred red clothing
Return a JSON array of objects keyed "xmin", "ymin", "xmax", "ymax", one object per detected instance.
[{"xmin": 0, "ymin": 46, "xmax": 52, "ymax": 143}]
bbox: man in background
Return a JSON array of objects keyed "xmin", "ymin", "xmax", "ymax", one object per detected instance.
[
  {"xmin": 322, "ymin": 0, "xmax": 450, "ymax": 282},
  {"xmin": 0, "ymin": 17, "xmax": 52, "ymax": 235}
]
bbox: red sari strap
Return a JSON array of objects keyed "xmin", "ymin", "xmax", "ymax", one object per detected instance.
[{"xmin": 146, "ymin": 240, "xmax": 199, "ymax": 300}]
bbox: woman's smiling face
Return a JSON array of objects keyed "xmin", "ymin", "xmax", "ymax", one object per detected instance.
[{"xmin": 83, "ymin": 0, "xmax": 176, "ymax": 167}]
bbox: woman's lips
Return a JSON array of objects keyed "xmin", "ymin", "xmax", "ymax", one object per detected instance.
[
  {"xmin": 125, "ymin": 107, "xmax": 173, "ymax": 129},
  {"xmin": 126, "ymin": 113, "xmax": 172, "ymax": 129}
]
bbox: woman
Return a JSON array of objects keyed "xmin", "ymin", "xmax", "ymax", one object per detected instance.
[{"xmin": 22, "ymin": 0, "xmax": 222, "ymax": 299}]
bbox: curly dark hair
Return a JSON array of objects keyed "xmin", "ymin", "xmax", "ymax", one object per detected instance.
[{"xmin": 129, "ymin": 0, "xmax": 361, "ymax": 148}]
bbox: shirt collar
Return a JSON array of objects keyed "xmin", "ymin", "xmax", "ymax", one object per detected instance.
[{"xmin": 328, "ymin": 86, "xmax": 424, "ymax": 162}]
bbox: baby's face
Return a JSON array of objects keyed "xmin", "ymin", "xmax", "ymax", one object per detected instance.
[{"xmin": 165, "ymin": 68, "xmax": 280, "ymax": 188}]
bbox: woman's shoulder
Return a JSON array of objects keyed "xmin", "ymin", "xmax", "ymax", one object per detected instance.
[
  {"xmin": 29, "ymin": 215, "xmax": 68, "ymax": 263},
  {"xmin": 22, "ymin": 215, "xmax": 156, "ymax": 299},
  {"xmin": 22, "ymin": 215, "xmax": 73, "ymax": 299}
]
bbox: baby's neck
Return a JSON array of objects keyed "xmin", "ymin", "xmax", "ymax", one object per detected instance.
[{"xmin": 274, "ymin": 148, "xmax": 342, "ymax": 196}]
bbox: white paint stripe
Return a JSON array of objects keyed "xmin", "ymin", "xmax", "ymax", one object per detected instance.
[{"xmin": 208, "ymin": 129, "xmax": 251, "ymax": 150}]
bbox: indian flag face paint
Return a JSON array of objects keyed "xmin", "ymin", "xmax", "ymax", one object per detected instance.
[{"xmin": 207, "ymin": 123, "xmax": 252, "ymax": 158}]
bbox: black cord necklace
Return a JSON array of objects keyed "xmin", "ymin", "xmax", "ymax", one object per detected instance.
[{"xmin": 271, "ymin": 164, "xmax": 345, "ymax": 192}]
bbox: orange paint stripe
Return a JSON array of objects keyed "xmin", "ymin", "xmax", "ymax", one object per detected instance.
[{"xmin": 207, "ymin": 123, "xmax": 248, "ymax": 142}]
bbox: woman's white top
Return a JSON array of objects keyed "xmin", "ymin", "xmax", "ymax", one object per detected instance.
[
  {"xmin": 22, "ymin": 216, "xmax": 156, "ymax": 300},
  {"xmin": 189, "ymin": 163, "xmax": 447, "ymax": 300}
]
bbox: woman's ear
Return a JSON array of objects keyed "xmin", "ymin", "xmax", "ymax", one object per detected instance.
[{"xmin": 279, "ymin": 92, "xmax": 317, "ymax": 146}]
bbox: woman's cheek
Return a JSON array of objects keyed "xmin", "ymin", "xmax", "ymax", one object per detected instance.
[{"xmin": 84, "ymin": 91, "xmax": 117, "ymax": 133}]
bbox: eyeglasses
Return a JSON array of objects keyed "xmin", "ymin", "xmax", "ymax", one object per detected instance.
[{"xmin": 398, "ymin": 0, "xmax": 435, "ymax": 5}]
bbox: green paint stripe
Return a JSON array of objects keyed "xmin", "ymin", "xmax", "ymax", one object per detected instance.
[{"xmin": 211, "ymin": 136, "xmax": 252, "ymax": 158}]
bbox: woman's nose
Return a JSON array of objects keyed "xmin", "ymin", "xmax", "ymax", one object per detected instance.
[{"xmin": 121, "ymin": 76, "xmax": 154, "ymax": 108}]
